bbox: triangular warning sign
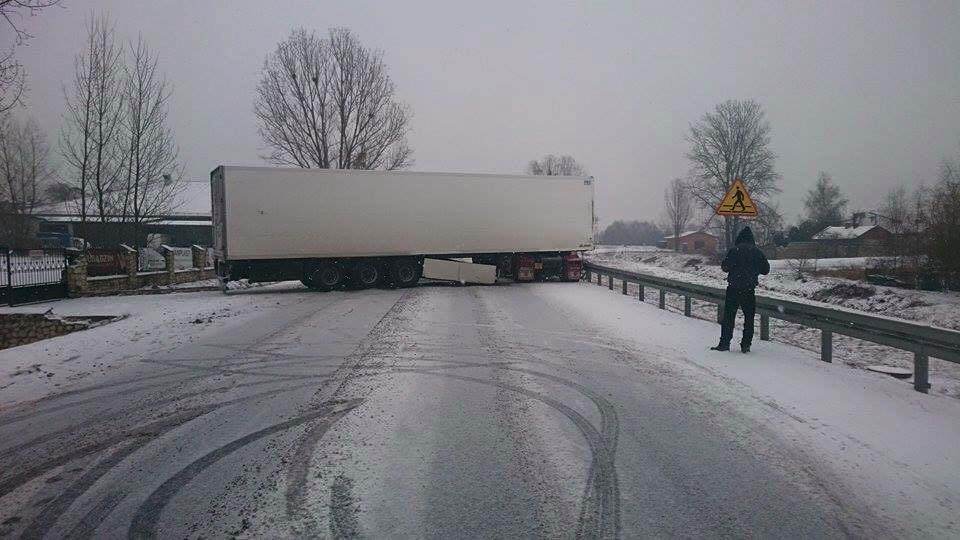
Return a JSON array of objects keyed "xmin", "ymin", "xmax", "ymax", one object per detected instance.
[{"xmin": 715, "ymin": 179, "xmax": 759, "ymax": 217}]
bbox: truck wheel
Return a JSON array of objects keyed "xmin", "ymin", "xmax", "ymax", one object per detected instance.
[
  {"xmin": 314, "ymin": 264, "xmax": 343, "ymax": 291},
  {"xmin": 390, "ymin": 259, "xmax": 420, "ymax": 288},
  {"xmin": 354, "ymin": 261, "xmax": 381, "ymax": 289}
]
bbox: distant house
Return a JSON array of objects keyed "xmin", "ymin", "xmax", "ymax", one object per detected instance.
[
  {"xmin": 806, "ymin": 224, "xmax": 893, "ymax": 258},
  {"xmin": 812, "ymin": 224, "xmax": 892, "ymax": 242},
  {"xmin": 662, "ymin": 230, "xmax": 718, "ymax": 254},
  {"xmin": 31, "ymin": 181, "xmax": 212, "ymax": 248}
]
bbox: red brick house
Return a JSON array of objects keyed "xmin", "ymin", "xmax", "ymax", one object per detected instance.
[{"xmin": 662, "ymin": 230, "xmax": 718, "ymax": 254}]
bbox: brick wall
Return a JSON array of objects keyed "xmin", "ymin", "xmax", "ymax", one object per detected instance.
[{"xmin": 66, "ymin": 247, "xmax": 217, "ymax": 297}]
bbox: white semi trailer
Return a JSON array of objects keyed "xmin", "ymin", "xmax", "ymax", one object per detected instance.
[{"xmin": 210, "ymin": 166, "xmax": 594, "ymax": 290}]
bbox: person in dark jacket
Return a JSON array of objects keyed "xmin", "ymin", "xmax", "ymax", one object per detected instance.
[{"xmin": 711, "ymin": 226, "xmax": 770, "ymax": 353}]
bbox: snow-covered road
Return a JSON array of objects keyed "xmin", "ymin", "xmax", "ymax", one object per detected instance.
[{"xmin": 1, "ymin": 282, "xmax": 958, "ymax": 537}]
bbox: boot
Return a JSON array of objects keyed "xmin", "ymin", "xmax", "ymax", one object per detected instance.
[
  {"xmin": 710, "ymin": 343, "xmax": 730, "ymax": 351},
  {"xmin": 741, "ymin": 343, "xmax": 751, "ymax": 354}
]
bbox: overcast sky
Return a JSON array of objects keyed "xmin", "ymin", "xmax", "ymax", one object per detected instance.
[{"xmin": 10, "ymin": 0, "xmax": 960, "ymax": 226}]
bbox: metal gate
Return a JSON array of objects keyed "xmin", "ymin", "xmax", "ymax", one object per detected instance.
[{"xmin": 0, "ymin": 247, "xmax": 69, "ymax": 306}]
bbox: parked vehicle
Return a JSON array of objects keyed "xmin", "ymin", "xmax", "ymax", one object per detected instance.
[{"xmin": 210, "ymin": 166, "xmax": 594, "ymax": 290}]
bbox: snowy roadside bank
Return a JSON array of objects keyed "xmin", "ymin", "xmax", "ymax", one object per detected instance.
[
  {"xmin": 587, "ymin": 249, "xmax": 960, "ymax": 399},
  {"xmin": 0, "ymin": 281, "xmax": 310, "ymax": 407}
]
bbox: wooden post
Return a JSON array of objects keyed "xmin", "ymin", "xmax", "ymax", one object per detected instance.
[
  {"xmin": 914, "ymin": 352, "xmax": 930, "ymax": 394},
  {"xmin": 608, "ymin": 275, "xmax": 614, "ymax": 290},
  {"xmin": 597, "ymin": 273, "xmax": 602, "ymax": 285},
  {"xmin": 638, "ymin": 284, "xmax": 644, "ymax": 302},
  {"xmin": 622, "ymin": 279, "xmax": 628, "ymax": 295},
  {"xmin": 684, "ymin": 295, "xmax": 691, "ymax": 316},
  {"xmin": 585, "ymin": 268, "xmax": 592, "ymax": 282},
  {"xmin": 760, "ymin": 314, "xmax": 770, "ymax": 341},
  {"xmin": 658, "ymin": 289, "xmax": 666, "ymax": 309},
  {"xmin": 821, "ymin": 330, "xmax": 832, "ymax": 363}
]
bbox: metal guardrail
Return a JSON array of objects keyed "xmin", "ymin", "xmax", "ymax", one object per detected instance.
[{"xmin": 584, "ymin": 261, "xmax": 960, "ymax": 394}]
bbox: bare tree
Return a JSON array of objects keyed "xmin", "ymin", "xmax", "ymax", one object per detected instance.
[
  {"xmin": 60, "ymin": 13, "xmax": 126, "ymax": 239},
  {"xmin": 752, "ymin": 200, "xmax": 784, "ymax": 247},
  {"xmin": 0, "ymin": 0, "xmax": 62, "ymax": 112},
  {"xmin": 255, "ymin": 27, "xmax": 413, "ymax": 171},
  {"xmin": 116, "ymin": 35, "xmax": 183, "ymax": 247},
  {"xmin": 0, "ymin": 113, "xmax": 53, "ymax": 244},
  {"xmin": 879, "ymin": 186, "xmax": 909, "ymax": 234},
  {"xmin": 663, "ymin": 178, "xmax": 693, "ymax": 251},
  {"xmin": 527, "ymin": 154, "xmax": 587, "ymax": 176},
  {"xmin": 686, "ymin": 99, "xmax": 780, "ymax": 247},
  {"xmin": 927, "ymin": 155, "xmax": 960, "ymax": 287}
]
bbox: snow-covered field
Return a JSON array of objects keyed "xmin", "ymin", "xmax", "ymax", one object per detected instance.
[
  {"xmin": 0, "ymin": 281, "xmax": 308, "ymax": 407},
  {"xmin": 767, "ymin": 256, "xmax": 895, "ymax": 271},
  {"xmin": 587, "ymin": 249, "xmax": 960, "ymax": 399}
]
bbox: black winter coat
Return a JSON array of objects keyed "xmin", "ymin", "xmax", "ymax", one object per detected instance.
[{"xmin": 721, "ymin": 227, "xmax": 770, "ymax": 290}]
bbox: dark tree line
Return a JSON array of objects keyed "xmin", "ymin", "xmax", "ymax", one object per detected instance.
[{"xmin": 599, "ymin": 220, "xmax": 663, "ymax": 246}]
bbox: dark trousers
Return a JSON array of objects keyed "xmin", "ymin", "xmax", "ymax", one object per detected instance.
[{"xmin": 720, "ymin": 286, "xmax": 756, "ymax": 347}]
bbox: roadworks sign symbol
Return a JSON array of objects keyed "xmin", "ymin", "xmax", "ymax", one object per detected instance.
[{"xmin": 715, "ymin": 179, "xmax": 759, "ymax": 217}]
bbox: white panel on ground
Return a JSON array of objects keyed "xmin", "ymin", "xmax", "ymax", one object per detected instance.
[{"xmin": 422, "ymin": 258, "xmax": 496, "ymax": 285}]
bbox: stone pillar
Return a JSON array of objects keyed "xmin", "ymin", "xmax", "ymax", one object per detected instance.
[
  {"xmin": 191, "ymin": 245, "xmax": 207, "ymax": 270},
  {"xmin": 119, "ymin": 244, "xmax": 138, "ymax": 289},
  {"xmin": 65, "ymin": 250, "xmax": 88, "ymax": 297},
  {"xmin": 160, "ymin": 245, "xmax": 175, "ymax": 285}
]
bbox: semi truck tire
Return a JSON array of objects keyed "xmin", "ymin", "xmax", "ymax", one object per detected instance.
[
  {"xmin": 314, "ymin": 263, "xmax": 343, "ymax": 291},
  {"xmin": 354, "ymin": 260, "xmax": 381, "ymax": 289},
  {"xmin": 390, "ymin": 258, "xmax": 420, "ymax": 288}
]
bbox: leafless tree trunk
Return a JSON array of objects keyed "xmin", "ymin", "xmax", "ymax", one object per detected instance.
[
  {"xmin": 663, "ymin": 178, "xmax": 693, "ymax": 252},
  {"xmin": 0, "ymin": 0, "xmax": 62, "ymax": 112},
  {"xmin": 60, "ymin": 13, "xmax": 126, "ymax": 243},
  {"xmin": 686, "ymin": 99, "xmax": 780, "ymax": 248},
  {"xmin": 117, "ymin": 34, "xmax": 183, "ymax": 248},
  {"xmin": 527, "ymin": 154, "xmax": 587, "ymax": 176},
  {"xmin": 255, "ymin": 27, "xmax": 413, "ymax": 171},
  {"xmin": 0, "ymin": 113, "xmax": 53, "ymax": 244}
]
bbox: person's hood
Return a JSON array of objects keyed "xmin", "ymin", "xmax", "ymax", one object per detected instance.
[{"xmin": 735, "ymin": 226, "xmax": 755, "ymax": 245}]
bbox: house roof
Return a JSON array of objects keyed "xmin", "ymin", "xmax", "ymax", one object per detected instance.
[
  {"xmin": 813, "ymin": 225, "xmax": 886, "ymax": 240},
  {"xmin": 663, "ymin": 230, "xmax": 717, "ymax": 240}
]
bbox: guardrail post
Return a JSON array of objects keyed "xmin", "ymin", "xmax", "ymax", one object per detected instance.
[
  {"xmin": 760, "ymin": 314, "xmax": 770, "ymax": 341},
  {"xmin": 585, "ymin": 268, "xmax": 591, "ymax": 282},
  {"xmin": 658, "ymin": 289, "xmax": 666, "ymax": 309},
  {"xmin": 684, "ymin": 295, "xmax": 691, "ymax": 317},
  {"xmin": 821, "ymin": 330, "xmax": 833, "ymax": 363},
  {"xmin": 608, "ymin": 275, "xmax": 614, "ymax": 290},
  {"xmin": 622, "ymin": 279, "xmax": 628, "ymax": 295},
  {"xmin": 914, "ymin": 352, "xmax": 930, "ymax": 393},
  {"xmin": 638, "ymin": 284, "xmax": 644, "ymax": 302},
  {"xmin": 597, "ymin": 273, "xmax": 602, "ymax": 285}
]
